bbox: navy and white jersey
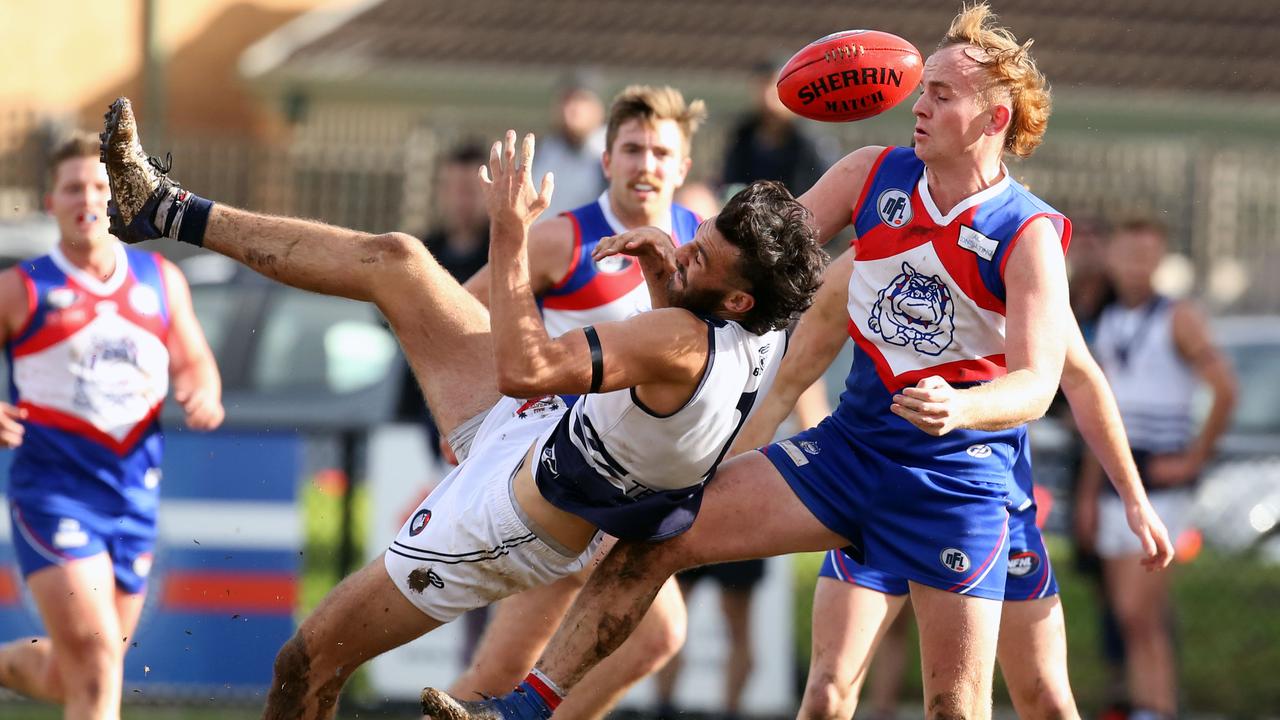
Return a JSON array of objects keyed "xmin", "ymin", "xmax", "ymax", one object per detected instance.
[
  {"xmin": 534, "ymin": 319, "xmax": 787, "ymax": 541},
  {"xmin": 1093, "ymin": 296, "xmax": 1196, "ymax": 453},
  {"xmin": 540, "ymin": 194, "xmax": 700, "ymax": 337},
  {"xmin": 5, "ymin": 243, "xmax": 170, "ymax": 519}
]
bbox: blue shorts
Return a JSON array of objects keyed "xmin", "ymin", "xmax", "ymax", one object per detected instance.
[
  {"xmin": 9, "ymin": 501, "xmax": 157, "ymax": 595},
  {"xmin": 765, "ymin": 420, "xmax": 1011, "ymax": 600},
  {"xmin": 818, "ymin": 504, "xmax": 1058, "ymax": 601}
]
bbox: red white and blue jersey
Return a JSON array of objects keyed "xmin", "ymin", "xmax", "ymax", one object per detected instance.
[
  {"xmin": 835, "ymin": 146, "xmax": 1070, "ymax": 476},
  {"xmin": 540, "ymin": 193, "xmax": 701, "ymax": 337},
  {"xmin": 5, "ymin": 243, "xmax": 171, "ymax": 518}
]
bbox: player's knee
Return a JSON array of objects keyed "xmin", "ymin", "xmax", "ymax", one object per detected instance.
[
  {"xmin": 926, "ymin": 689, "xmax": 979, "ymax": 720},
  {"xmin": 57, "ymin": 631, "xmax": 120, "ymax": 673},
  {"xmin": 56, "ymin": 641, "xmax": 116, "ymax": 703},
  {"xmin": 634, "ymin": 606, "xmax": 687, "ymax": 673},
  {"xmin": 799, "ymin": 673, "xmax": 857, "ymax": 720},
  {"xmin": 368, "ymin": 231, "xmax": 425, "ymax": 265},
  {"xmin": 367, "ymin": 232, "xmax": 430, "ymax": 292},
  {"xmin": 611, "ymin": 540, "xmax": 686, "ymax": 582},
  {"xmin": 1011, "ymin": 678, "xmax": 1076, "ymax": 720},
  {"xmin": 1115, "ymin": 602, "xmax": 1164, "ymax": 642}
]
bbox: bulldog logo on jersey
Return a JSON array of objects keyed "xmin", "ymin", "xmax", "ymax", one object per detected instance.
[
  {"xmin": 868, "ymin": 262, "xmax": 955, "ymax": 356},
  {"xmin": 877, "ymin": 188, "xmax": 912, "ymax": 228},
  {"xmin": 593, "ymin": 255, "xmax": 632, "ymax": 274},
  {"xmin": 73, "ymin": 337, "xmax": 146, "ymax": 412}
]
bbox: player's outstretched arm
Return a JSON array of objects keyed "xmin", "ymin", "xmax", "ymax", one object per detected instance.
[
  {"xmin": 483, "ymin": 131, "xmax": 705, "ymax": 400},
  {"xmin": 160, "ymin": 259, "xmax": 224, "ymax": 431},
  {"xmin": 462, "ymin": 216, "xmax": 575, "ymax": 306},
  {"xmin": 797, "ymin": 146, "xmax": 884, "ymax": 244},
  {"xmin": 730, "ymin": 246, "xmax": 851, "ymax": 454},
  {"xmin": 1060, "ymin": 318, "xmax": 1173, "ymax": 568}
]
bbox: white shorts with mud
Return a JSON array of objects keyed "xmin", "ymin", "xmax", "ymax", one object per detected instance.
[{"xmin": 384, "ymin": 395, "xmax": 601, "ymax": 622}]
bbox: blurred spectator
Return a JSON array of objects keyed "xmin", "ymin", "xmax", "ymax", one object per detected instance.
[
  {"xmin": 423, "ymin": 143, "xmax": 491, "ymax": 281},
  {"xmin": 673, "ymin": 181, "xmax": 720, "ymax": 220},
  {"xmin": 1062, "ymin": 217, "xmax": 1131, "ymax": 715},
  {"xmin": 1066, "ymin": 218, "xmax": 1116, "ymax": 343},
  {"xmin": 1075, "ymin": 218, "xmax": 1238, "ymax": 720},
  {"xmin": 397, "ymin": 142, "xmax": 492, "ymax": 432},
  {"xmin": 720, "ymin": 60, "xmax": 839, "ymax": 199},
  {"xmin": 532, "ymin": 74, "xmax": 607, "ymax": 217}
]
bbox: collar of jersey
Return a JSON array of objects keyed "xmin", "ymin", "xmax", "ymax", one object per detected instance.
[
  {"xmin": 51, "ymin": 242, "xmax": 129, "ymax": 296},
  {"xmin": 917, "ymin": 166, "xmax": 1011, "ymax": 227},
  {"xmin": 597, "ymin": 191, "xmax": 674, "ymax": 236}
]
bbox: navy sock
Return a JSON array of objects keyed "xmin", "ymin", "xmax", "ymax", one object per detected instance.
[{"xmin": 173, "ymin": 191, "xmax": 213, "ymax": 247}]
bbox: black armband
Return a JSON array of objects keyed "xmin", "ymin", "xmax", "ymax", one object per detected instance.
[{"xmin": 583, "ymin": 326, "xmax": 604, "ymax": 394}]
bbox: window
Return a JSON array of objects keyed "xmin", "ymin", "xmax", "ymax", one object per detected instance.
[{"xmin": 250, "ymin": 290, "xmax": 398, "ymax": 395}]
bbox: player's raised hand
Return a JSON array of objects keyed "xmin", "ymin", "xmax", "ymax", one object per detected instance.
[
  {"xmin": 0, "ymin": 402, "xmax": 27, "ymax": 448},
  {"xmin": 891, "ymin": 375, "xmax": 968, "ymax": 436},
  {"xmin": 479, "ymin": 130, "xmax": 554, "ymax": 233},
  {"xmin": 592, "ymin": 226, "xmax": 679, "ymax": 276}
]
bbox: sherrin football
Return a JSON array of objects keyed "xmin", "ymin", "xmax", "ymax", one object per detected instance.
[{"xmin": 777, "ymin": 30, "xmax": 924, "ymax": 122}]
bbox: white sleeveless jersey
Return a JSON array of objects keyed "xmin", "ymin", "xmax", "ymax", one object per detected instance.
[
  {"xmin": 1093, "ymin": 297, "xmax": 1197, "ymax": 452},
  {"xmin": 537, "ymin": 318, "xmax": 785, "ymax": 497}
]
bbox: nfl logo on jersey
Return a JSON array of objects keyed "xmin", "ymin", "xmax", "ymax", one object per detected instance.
[{"xmin": 877, "ymin": 188, "xmax": 912, "ymax": 228}]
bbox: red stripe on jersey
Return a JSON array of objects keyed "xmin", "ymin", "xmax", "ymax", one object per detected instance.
[
  {"xmin": 850, "ymin": 147, "xmax": 896, "ymax": 229},
  {"xmin": 928, "ymin": 208, "xmax": 1006, "ymax": 315},
  {"xmin": 20, "ymin": 401, "xmax": 162, "ymax": 456},
  {"xmin": 160, "ymin": 571, "xmax": 296, "ymax": 613},
  {"xmin": 847, "ymin": 319, "xmax": 1006, "ymax": 390},
  {"xmin": 11, "ymin": 275, "xmax": 169, "ymax": 358},
  {"xmin": 540, "ymin": 264, "xmax": 645, "ymax": 311},
  {"xmin": 549, "ymin": 213, "xmax": 584, "ymax": 292},
  {"xmin": 999, "ymin": 212, "xmax": 1072, "ymax": 280},
  {"xmin": 13, "ymin": 270, "xmax": 38, "ymax": 340},
  {"xmin": 849, "ymin": 194, "xmax": 934, "ymax": 261}
]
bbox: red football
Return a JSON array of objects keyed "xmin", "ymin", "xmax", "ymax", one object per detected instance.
[{"xmin": 777, "ymin": 30, "xmax": 924, "ymax": 122}]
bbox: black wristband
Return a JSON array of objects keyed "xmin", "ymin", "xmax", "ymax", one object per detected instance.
[{"xmin": 583, "ymin": 326, "xmax": 604, "ymax": 394}]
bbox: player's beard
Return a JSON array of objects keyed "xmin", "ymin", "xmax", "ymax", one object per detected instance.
[{"xmin": 670, "ymin": 279, "xmax": 729, "ymax": 318}]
